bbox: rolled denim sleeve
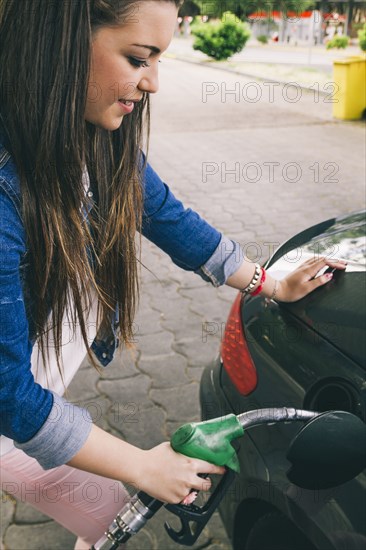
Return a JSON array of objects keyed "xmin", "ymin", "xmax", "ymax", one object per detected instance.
[
  {"xmin": 14, "ymin": 393, "xmax": 92, "ymax": 469},
  {"xmin": 141, "ymin": 162, "xmax": 244, "ymax": 286},
  {"xmin": 0, "ymin": 188, "xmax": 91, "ymax": 469},
  {"xmin": 195, "ymin": 235, "xmax": 245, "ymax": 287}
]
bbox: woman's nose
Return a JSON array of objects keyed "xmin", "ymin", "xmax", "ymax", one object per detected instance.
[{"xmin": 138, "ymin": 64, "xmax": 159, "ymax": 94}]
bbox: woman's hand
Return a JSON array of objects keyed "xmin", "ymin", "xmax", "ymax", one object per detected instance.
[
  {"xmin": 226, "ymin": 256, "xmax": 347, "ymax": 303},
  {"xmin": 275, "ymin": 257, "xmax": 347, "ymax": 303},
  {"xmin": 138, "ymin": 442, "xmax": 225, "ymax": 504},
  {"xmin": 67, "ymin": 425, "xmax": 224, "ymax": 505}
]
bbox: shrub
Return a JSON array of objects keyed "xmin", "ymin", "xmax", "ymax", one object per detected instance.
[
  {"xmin": 326, "ymin": 35, "xmax": 350, "ymax": 50},
  {"xmin": 257, "ymin": 35, "xmax": 268, "ymax": 45},
  {"xmin": 358, "ymin": 23, "xmax": 366, "ymax": 52},
  {"xmin": 192, "ymin": 12, "xmax": 251, "ymax": 61}
]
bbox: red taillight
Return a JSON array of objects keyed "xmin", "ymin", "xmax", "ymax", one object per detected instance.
[{"xmin": 221, "ymin": 292, "xmax": 257, "ymax": 395}]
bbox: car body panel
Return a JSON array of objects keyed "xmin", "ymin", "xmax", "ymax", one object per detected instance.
[
  {"xmin": 266, "ymin": 211, "xmax": 366, "ymax": 367},
  {"xmin": 200, "ymin": 210, "xmax": 366, "ymax": 550}
]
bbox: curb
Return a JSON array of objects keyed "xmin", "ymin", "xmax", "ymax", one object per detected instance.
[{"xmin": 163, "ymin": 52, "xmax": 331, "ymax": 96}]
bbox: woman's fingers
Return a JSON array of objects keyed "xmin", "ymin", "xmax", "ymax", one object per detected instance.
[
  {"xmin": 181, "ymin": 491, "xmax": 199, "ymax": 505},
  {"xmin": 142, "ymin": 444, "xmax": 226, "ymax": 503},
  {"xmin": 193, "ymin": 458, "xmax": 226, "ymax": 476},
  {"xmin": 179, "ymin": 458, "xmax": 225, "ymax": 495},
  {"xmin": 308, "ymin": 270, "xmax": 335, "ymax": 290},
  {"xmin": 277, "ymin": 257, "xmax": 347, "ymax": 302},
  {"xmin": 190, "ymin": 474, "xmax": 212, "ymax": 493},
  {"xmin": 179, "ymin": 461, "xmax": 226, "ymax": 503},
  {"xmin": 299, "ymin": 256, "xmax": 347, "ymax": 269},
  {"xmin": 308, "ymin": 258, "xmax": 347, "ymax": 279},
  {"xmin": 323, "ymin": 258, "xmax": 347, "ymax": 268},
  {"xmin": 292, "ymin": 257, "xmax": 347, "ymax": 280}
]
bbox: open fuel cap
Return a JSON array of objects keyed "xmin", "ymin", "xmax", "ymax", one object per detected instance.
[{"xmin": 286, "ymin": 410, "xmax": 366, "ymax": 490}]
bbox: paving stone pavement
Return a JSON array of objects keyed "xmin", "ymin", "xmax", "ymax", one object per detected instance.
[{"xmin": 1, "ymin": 54, "xmax": 365, "ymax": 550}]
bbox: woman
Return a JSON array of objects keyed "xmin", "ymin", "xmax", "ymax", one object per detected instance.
[{"xmin": 0, "ymin": 1, "xmax": 346, "ymax": 548}]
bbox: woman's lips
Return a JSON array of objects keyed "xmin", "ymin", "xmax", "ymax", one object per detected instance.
[{"xmin": 117, "ymin": 99, "xmax": 135, "ymax": 114}]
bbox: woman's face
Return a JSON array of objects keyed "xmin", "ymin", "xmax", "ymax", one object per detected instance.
[{"xmin": 85, "ymin": 1, "xmax": 178, "ymax": 130}]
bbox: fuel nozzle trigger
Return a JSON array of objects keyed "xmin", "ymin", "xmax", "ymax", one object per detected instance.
[
  {"xmin": 164, "ymin": 469, "xmax": 236, "ymax": 546},
  {"xmin": 164, "ymin": 415, "xmax": 244, "ymax": 545}
]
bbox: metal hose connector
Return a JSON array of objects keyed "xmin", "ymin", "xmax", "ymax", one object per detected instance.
[{"xmin": 91, "ymin": 494, "xmax": 156, "ymax": 550}]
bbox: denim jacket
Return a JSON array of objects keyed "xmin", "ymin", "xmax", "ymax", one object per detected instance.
[{"xmin": 0, "ymin": 133, "xmax": 244, "ymax": 469}]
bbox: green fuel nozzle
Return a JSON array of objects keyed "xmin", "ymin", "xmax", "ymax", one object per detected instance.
[
  {"xmin": 92, "ymin": 408, "xmax": 322, "ymax": 549},
  {"xmin": 171, "ymin": 414, "xmax": 244, "ymax": 472},
  {"xmin": 164, "ymin": 408, "xmax": 318, "ymax": 545},
  {"xmin": 170, "ymin": 408, "xmax": 318, "ymax": 475}
]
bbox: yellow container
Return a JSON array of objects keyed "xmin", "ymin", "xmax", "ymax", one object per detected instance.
[{"xmin": 333, "ymin": 55, "xmax": 366, "ymax": 120}]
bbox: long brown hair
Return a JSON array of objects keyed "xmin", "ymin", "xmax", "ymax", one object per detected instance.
[{"xmin": 0, "ymin": 0, "xmax": 183, "ymax": 371}]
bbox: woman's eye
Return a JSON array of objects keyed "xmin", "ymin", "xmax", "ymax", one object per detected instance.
[{"xmin": 128, "ymin": 57, "xmax": 151, "ymax": 68}]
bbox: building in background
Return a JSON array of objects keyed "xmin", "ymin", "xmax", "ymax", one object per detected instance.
[{"xmin": 247, "ymin": 1, "xmax": 366, "ymax": 44}]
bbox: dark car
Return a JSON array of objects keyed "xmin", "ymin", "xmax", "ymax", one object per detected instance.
[{"xmin": 200, "ymin": 210, "xmax": 366, "ymax": 550}]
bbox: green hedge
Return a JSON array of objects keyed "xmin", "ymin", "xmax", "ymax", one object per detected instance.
[
  {"xmin": 358, "ymin": 23, "xmax": 366, "ymax": 52},
  {"xmin": 192, "ymin": 14, "xmax": 251, "ymax": 61},
  {"xmin": 326, "ymin": 35, "xmax": 350, "ymax": 50}
]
